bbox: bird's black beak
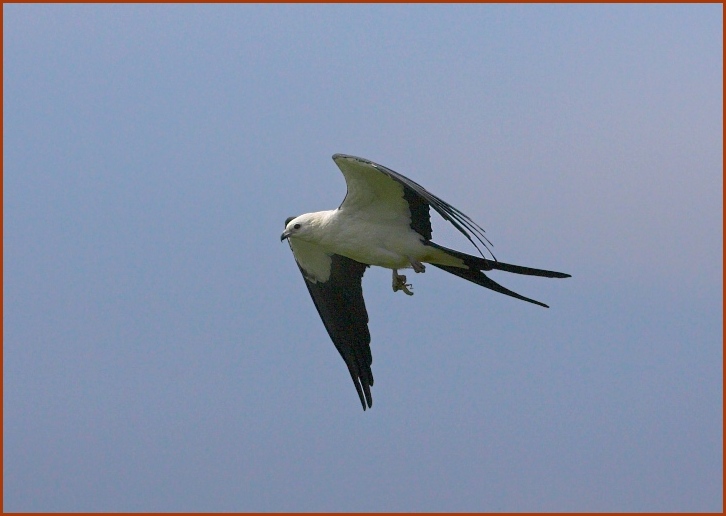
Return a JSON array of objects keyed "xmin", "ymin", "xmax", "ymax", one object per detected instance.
[{"xmin": 280, "ymin": 230, "xmax": 290, "ymax": 242}]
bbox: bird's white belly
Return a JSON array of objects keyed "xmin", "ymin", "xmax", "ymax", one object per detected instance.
[{"xmin": 324, "ymin": 221, "xmax": 425, "ymax": 269}]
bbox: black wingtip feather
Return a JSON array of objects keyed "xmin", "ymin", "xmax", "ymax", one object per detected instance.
[
  {"xmin": 350, "ymin": 372, "xmax": 367, "ymax": 411},
  {"xmin": 347, "ymin": 366, "xmax": 373, "ymax": 411}
]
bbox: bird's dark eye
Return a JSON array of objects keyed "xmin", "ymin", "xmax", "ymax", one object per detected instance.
[{"xmin": 293, "ymin": 223, "xmax": 301, "ymax": 229}]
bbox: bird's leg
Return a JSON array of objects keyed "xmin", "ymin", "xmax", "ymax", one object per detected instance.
[
  {"xmin": 391, "ymin": 269, "xmax": 414, "ymax": 296},
  {"xmin": 409, "ymin": 258, "xmax": 426, "ymax": 273}
]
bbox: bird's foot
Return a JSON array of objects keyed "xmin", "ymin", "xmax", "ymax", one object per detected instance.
[
  {"xmin": 409, "ymin": 259, "xmax": 426, "ymax": 273},
  {"xmin": 392, "ymin": 269, "xmax": 414, "ymax": 296}
]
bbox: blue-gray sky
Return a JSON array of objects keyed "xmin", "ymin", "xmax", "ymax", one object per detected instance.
[{"xmin": 4, "ymin": 4, "xmax": 722, "ymax": 511}]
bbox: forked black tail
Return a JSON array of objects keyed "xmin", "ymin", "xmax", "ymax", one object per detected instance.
[{"xmin": 426, "ymin": 242, "xmax": 570, "ymax": 308}]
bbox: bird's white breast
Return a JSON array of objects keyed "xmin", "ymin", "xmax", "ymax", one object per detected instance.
[{"xmin": 319, "ymin": 210, "xmax": 427, "ymax": 269}]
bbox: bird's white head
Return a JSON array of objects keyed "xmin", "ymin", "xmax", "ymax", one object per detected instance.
[{"xmin": 280, "ymin": 212, "xmax": 327, "ymax": 243}]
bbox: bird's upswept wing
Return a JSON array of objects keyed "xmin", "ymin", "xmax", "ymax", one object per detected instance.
[
  {"xmin": 286, "ymin": 236, "xmax": 373, "ymax": 410},
  {"xmin": 333, "ymin": 153, "xmax": 493, "ymax": 258},
  {"xmin": 332, "ymin": 154, "xmax": 569, "ymax": 308}
]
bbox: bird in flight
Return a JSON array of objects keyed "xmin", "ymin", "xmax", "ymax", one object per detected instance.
[{"xmin": 281, "ymin": 154, "xmax": 570, "ymax": 410}]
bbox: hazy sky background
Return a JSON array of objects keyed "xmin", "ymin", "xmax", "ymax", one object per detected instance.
[{"xmin": 4, "ymin": 4, "xmax": 722, "ymax": 511}]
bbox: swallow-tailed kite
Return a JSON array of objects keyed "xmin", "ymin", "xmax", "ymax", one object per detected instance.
[{"xmin": 281, "ymin": 154, "xmax": 570, "ymax": 410}]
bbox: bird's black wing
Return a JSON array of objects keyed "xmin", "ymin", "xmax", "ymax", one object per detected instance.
[{"xmin": 289, "ymin": 239, "xmax": 373, "ymax": 410}]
